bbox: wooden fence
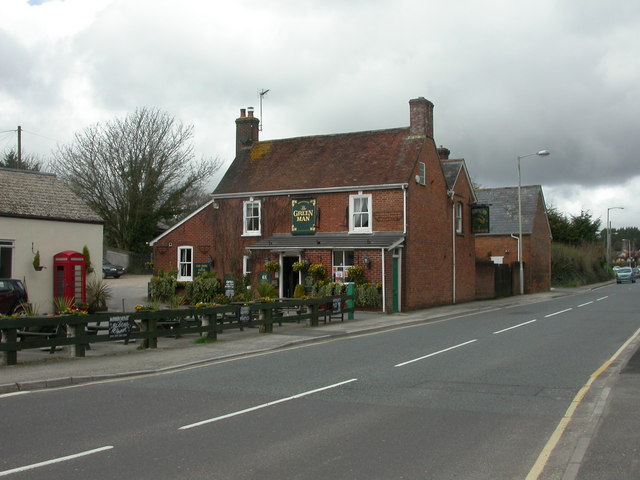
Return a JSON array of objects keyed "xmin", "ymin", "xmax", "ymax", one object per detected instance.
[{"xmin": 0, "ymin": 295, "xmax": 354, "ymax": 366}]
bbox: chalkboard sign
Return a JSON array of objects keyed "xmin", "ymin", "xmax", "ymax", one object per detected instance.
[
  {"xmin": 109, "ymin": 315, "xmax": 132, "ymax": 339},
  {"xmin": 239, "ymin": 305, "xmax": 251, "ymax": 324},
  {"xmin": 224, "ymin": 273, "xmax": 235, "ymax": 298},
  {"xmin": 332, "ymin": 298, "xmax": 342, "ymax": 313}
]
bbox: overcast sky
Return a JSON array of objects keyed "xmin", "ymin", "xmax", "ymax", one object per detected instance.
[{"xmin": 2, "ymin": 0, "xmax": 639, "ymax": 229}]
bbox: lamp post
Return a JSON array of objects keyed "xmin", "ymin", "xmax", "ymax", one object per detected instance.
[
  {"xmin": 517, "ymin": 149, "xmax": 550, "ymax": 295},
  {"xmin": 606, "ymin": 206, "xmax": 623, "ymax": 270}
]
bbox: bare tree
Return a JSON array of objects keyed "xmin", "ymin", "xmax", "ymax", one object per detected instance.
[{"xmin": 52, "ymin": 107, "xmax": 220, "ymax": 252}]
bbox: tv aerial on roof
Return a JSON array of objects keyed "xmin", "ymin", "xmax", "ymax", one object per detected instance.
[{"xmin": 259, "ymin": 88, "xmax": 269, "ymax": 131}]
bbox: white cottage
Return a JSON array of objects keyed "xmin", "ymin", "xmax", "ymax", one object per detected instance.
[{"xmin": 0, "ymin": 168, "xmax": 104, "ymax": 313}]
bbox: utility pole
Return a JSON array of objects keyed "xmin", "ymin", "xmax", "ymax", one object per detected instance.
[{"xmin": 17, "ymin": 125, "xmax": 22, "ymax": 168}]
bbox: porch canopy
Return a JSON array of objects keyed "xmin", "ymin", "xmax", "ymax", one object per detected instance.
[{"xmin": 247, "ymin": 232, "xmax": 405, "ymax": 252}]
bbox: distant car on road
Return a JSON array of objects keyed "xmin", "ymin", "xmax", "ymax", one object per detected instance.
[
  {"xmin": 102, "ymin": 261, "xmax": 125, "ymax": 279},
  {"xmin": 633, "ymin": 267, "xmax": 640, "ymax": 279},
  {"xmin": 615, "ymin": 266, "xmax": 635, "ymax": 284},
  {"xmin": 0, "ymin": 279, "xmax": 28, "ymax": 315}
]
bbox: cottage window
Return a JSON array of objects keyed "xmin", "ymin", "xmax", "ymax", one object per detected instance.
[
  {"xmin": 243, "ymin": 200, "xmax": 261, "ymax": 236},
  {"xmin": 332, "ymin": 250, "xmax": 355, "ymax": 282},
  {"xmin": 0, "ymin": 240, "xmax": 14, "ymax": 278},
  {"xmin": 177, "ymin": 246, "xmax": 193, "ymax": 281},
  {"xmin": 456, "ymin": 202, "xmax": 463, "ymax": 234},
  {"xmin": 349, "ymin": 194, "xmax": 372, "ymax": 233}
]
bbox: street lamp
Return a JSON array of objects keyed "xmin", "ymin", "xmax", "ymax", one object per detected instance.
[
  {"xmin": 517, "ymin": 149, "xmax": 550, "ymax": 295},
  {"xmin": 606, "ymin": 206, "xmax": 624, "ymax": 270}
]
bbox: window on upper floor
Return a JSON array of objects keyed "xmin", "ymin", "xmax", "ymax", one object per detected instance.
[
  {"xmin": 243, "ymin": 200, "xmax": 261, "ymax": 236},
  {"xmin": 417, "ymin": 162, "xmax": 426, "ymax": 185},
  {"xmin": 177, "ymin": 246, "xmax": 193, "ymax": 281},
  {"xmin": 455, "ymin": 202, "xmax": 463, "ymax": 234},
  {"xmin": 349, "ymin": 194, "xmax": 372, "ymax": 233}
]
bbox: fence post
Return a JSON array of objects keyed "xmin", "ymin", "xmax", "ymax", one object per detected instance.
[
  {"xmin": 68, "ymin": 322, "xmax": 86, "ymax": 358},
  {"xmin": 201, "ymin": 313, "xmax": 217, "ymax": 340},
  {"xmin": 310, "ymin": 302, "xmax": 319, "ymax": 327},
  {"xmin": 347, "ymin": 284, "xmax": 355, "ymax": 320},
  {"xmin": 140, "ymin": 317, "xmax": 158, "ymax": 349},
  {"xmin": 261, "ymin": 307, "xmax": 273, "ymax": 333},
  {"xmin": 1, "ymin": 328, "xmax": 18, "ymax": 366}
]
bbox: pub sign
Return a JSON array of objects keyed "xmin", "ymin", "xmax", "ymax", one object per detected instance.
[
  {"xmin": 471, "ymin": 205, "xmax": 490, "ymax": 234},
  {"xmin": 291, "ymin": 198, "xmax": 317, "ymax": 235}
]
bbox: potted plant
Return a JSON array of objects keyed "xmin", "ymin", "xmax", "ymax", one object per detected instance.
[
  {"xmin": 86, "ymin": 278, "xmax": 112, "ymax": 313},
  {"xmin": 33, "ymin": 250, "xmax": 44, "ymax": 271},
  {"xmin": 82, "ymin": 245, "xmax": 94, "ymax": 273},
  {"xmin": 53, "ymin": 296, "xmax": 75, "ymax": 315}
]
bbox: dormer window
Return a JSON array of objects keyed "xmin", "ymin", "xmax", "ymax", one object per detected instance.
[
  {"xmin": 349, "ymin": 194, "xmax": 372, "ymax": 233},
  {"xmin": 243, "ymin": 200, "xmax": 261, "ymax": 236}
]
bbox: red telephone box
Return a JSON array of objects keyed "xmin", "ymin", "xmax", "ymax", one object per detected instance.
[{"xmin": 53, "ymin": 251, "xmax": 86, "ymax": 303}]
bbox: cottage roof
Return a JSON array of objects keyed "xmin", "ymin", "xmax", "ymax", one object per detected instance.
[
  {"xmin": 214, "ymin": 127, "xmax": 426, "ymax": 195},
  {"xmin": 474, "ymin": 186, "xmax": 544, "ymax": 235},
  {"xmin": 0, "ymin": 168, "xmax": 103, "ymax": 223},
  {"xmin": 248, "ymin": 232, "xmax": 406, "ymax": 251}
]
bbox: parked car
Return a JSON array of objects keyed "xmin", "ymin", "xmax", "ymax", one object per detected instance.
[
  {"xmin": 615, "ymin": 266, "xmax": 635, "ymax": 284},
  {"xmin": 633, "ymin": 267, "xmax": 640, "ymax": 279},
  {"xmin": 102, "ymin": 261, "xmax": 125, "ymax": 279},
  {"xmin": 0, "ymin": 279, "xmax": 28, "ymax": 315}
]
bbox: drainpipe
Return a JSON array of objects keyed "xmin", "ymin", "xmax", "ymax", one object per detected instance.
[
  {"xmin": 381, "ymin": 247, "xmax": 386, "ymax": 313},
  {"xmin": 402, "ymin": 185, "xmax": 407, "ymax": 234},
  {"xmin": 448, "ymin": 189, "xmax": 456, "ymax": 304}
]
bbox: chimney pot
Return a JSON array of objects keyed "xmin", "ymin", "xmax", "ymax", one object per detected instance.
[
  {"xmin": 437, "ymin": 146, "xmax": 450, "ymax": 159},
  {"xmin": 248, "ymin": 107, "xmax": 254, "ymax": 118},
  {"xmin": 240, "ymin": 108, "xmax": 246, "ymax": 118}
]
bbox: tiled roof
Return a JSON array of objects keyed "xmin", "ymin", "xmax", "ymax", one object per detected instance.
[
  {"xmin": 441, "ymin": 160, "xmax": 463, "ymax": 190},
  {"xmin": 0, "ymin": 168, "xmax": 103, "ymax": 223},
  {"xmin": 248, "ymin": 232, "xmax": 406, "ymax": 250},
  {"xmin": 475, "ymin": 186, "xmax": 543, "ymax": 235},
  {"xmin": 214, "ymin": 128, "xmax": 425, "ymax": 195}
]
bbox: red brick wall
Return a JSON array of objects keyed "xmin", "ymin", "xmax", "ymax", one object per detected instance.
[
  {"xmin": 474, "ymin": 197, "xmax": 551, "ymax": 294},
  {"xmin": 403, "ymin": 140, "xmax": 454, "ymax": 310},
  {"xmin": 527, "ymin": 197, "xmax": 551, "ymax": 292},
  {"xmin": 451, "ymin": 168, "xmax": 477, "ymax": 304},
  {"xmin": 152, "ymin": 205, "xmax": 216, "ymax": 275}
]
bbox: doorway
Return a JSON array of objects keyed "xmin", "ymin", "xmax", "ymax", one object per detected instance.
[{"xmin": 282, "ymin": 256, "xmax": 299, "ymax": 298}]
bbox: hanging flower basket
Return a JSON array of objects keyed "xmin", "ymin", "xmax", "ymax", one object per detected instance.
[{"xmin": 264, "ymin": 261, "xmax": 280, "ymax": 273}]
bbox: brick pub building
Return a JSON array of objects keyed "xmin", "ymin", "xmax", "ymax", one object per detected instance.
[{"xmin": 150, "ymin": 98, "xmax": 480, "ymax": 312}]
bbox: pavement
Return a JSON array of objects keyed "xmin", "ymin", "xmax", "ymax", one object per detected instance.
[{"xmin": 1, "ymin": 276, "xmax": 638, "ymax": 479}]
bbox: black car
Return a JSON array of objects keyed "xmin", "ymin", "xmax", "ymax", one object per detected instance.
[
  {"xmin": 0, "ymin": 279, "xmax": 28, "ymax": 315},
  {"xmin": 102, "ymin": 261, "xmax": 125, "ymax": 279}
]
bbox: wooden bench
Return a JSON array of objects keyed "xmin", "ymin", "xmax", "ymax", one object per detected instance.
[
  {"xmin": 17, "ymin": 325, "xmax": 67, "ymax": 353},
  {"xmin": 319, "ymin": 299, "xmax": 344, "ymax": 323}
]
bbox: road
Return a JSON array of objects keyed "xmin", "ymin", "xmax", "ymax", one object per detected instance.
[{"xmin": 1, "ymin": 282, "xmax": 639, "ymax": 479}]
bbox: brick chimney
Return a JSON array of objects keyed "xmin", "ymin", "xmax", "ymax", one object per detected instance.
[
  {"xmin": 437, "ymin": 146, "xmax": 450, "ymax": 159},
  {"xmin": 409, "ymin": 97, "xmax": 434, "ymax": 138},
  {"xmin": 236, "ymin": 106, "xmax": 260, "ymax": 155}
]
